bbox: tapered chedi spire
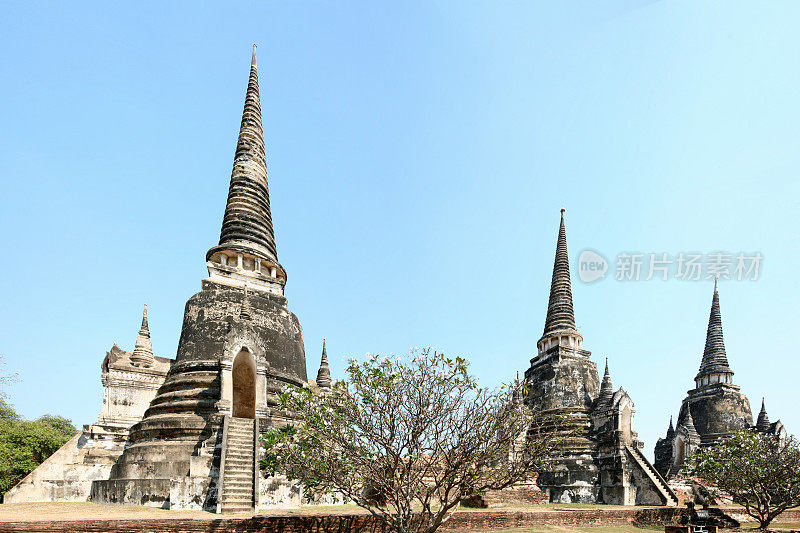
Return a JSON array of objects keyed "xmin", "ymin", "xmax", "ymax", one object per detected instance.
[
  {"xmin": 206, "ymin": 44, "xmax": 286, "ymax": 295},
  {"xmin": 130, "ymin": 304, "xmax": 154, "ymax": 368},
  {"xmin": 756, "ymin": 399, "xmax": 771, "ymax": 431},
  {"xmin": 316, "ymin": 340, "xmax": 332, "ymax": 391},
  {"xmin": 695, "ymin": 278, "xmax": 733, "ymax": 384},
  {"xmin": 538, "ymin": 209, "xmax": 582, "ymax": 353},
  {"xmin": 681, "ymin": 408, "xmax": 698, "ymax": 435},
  {"xmin": 96, "ymin": 47, "xmax": 309, "ymax": 512},
  {"xmin": 600, "ymin": 359, "xmax": 613, "ymax": 397}
]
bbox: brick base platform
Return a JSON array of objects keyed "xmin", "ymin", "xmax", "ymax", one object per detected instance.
[
  {"xmin": 0, "ymin": 507, "xmax": 684, "ymax": 532},
  {"xmin": 3, "ymin": 508, "xmax": 799, "ymax": 533}
]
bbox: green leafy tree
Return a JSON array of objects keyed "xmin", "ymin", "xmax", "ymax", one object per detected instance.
[
  {"xmin": 262, "ymin": 349, "xmax": 560, "ymax": 533},
  {"xmin": 0, "ymin": 398, "xmax": 19, "ymax": 423},
  {"xmin": 691, "ymin": 430, "xmax": 800, "ymax": 529}
]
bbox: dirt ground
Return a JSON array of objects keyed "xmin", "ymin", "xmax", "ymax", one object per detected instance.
[
  {"xmin": 1, "ymin": 502, "xmax": 799, "ymax": 532},
  {"xmin": 0, "ymin": 501, "xmax": 364, "ymax": 521}
]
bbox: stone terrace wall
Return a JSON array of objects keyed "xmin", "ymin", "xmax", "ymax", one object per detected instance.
[
  {"xmin": 0, "ymin": 507, "xmax": 689, "ymax": 532},
  {"xmin": 483, "ymin": 484, "xmax": 548, "ymax": 506},
  {"xmin": 6, "ymin": 508, "xmax": 800, "ymax": 533}
]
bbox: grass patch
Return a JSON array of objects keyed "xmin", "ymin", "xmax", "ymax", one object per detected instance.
[{"xmin": 738, "ymin": 523, "xmax": 800, "ymax": 531}]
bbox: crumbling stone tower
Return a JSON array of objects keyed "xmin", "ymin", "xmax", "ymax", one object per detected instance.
[
  {"xmin": 525, "ymin": 209, "xmax": 601, "ymax": 502},
  {"xmin": 654, "ymin": 281, "xmax": 754, "ymax": 477},
  {"xmin": 524, "ymin": 209, "xmax": 676, "ymax": 505},
  {"xmin": 92, "ymin": 45, "xmax": 307, "ymax": 512}
]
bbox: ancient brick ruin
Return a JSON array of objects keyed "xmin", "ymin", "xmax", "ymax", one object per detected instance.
[
  {"xmin": 521, "ymin": 210, "xmax": 677, "ymax": 505},
  {"xmin": 4, "ymin": 46, "xmax": 788, "ymax": 513},
  {"xmin": 3, "ymin": 306, "xmax": 171, "ymax": 503},
  {"xmin": 653, "ymin": 280, "xmax": 787, "ymax": 478}
]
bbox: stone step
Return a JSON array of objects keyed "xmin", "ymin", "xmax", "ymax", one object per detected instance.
[
  {"xmin": 224, "ymin": 469, "xmax": 254, "ymax": 477},
  {"xmin": 220, "ymin": 418, "xmax": 258, "ymax": 514},
  {"xmin": 224, "ymin": 477, "xmax": 254, "ymax": 484},
  {"xmin": 220, "ymin": 505, "xmax": 253, "ymax": 514},
  {"xmin": 223, "ymin": 491, "xmax": 253, "ymax": 499},
  {"xmin": 221, "ymin": 504, "xmax": 253, "ymax": 510},
  {"xmin": 226, "ymin": 450, "xmax": 254, "ymax": 457},
  {"xmin": 225, "ymin": 475, "xmax": 254, "ymax": 484},
  {"xmin": 225, "ymin": 470, "xmax": 254, "ymax": 478},
  {"xmin": 225, "ymin": 467, "xmax": 254, "ymax": 474},
  {"xmin": 226, "ymin": 446, "xmax": 253, "ymax": 453},
  {"xmin": 221, "ymin": 497, "xmax": 254, "ymax": 505},
  {"xmin": 224, "ymin": 478, "xmax": 253, "ymax": 487},
  {"xmin": 223, "ymin": 488, "xmax": 253, "ymax": 497},
  {"xmin": 223, "ymin": 488, "xmax": 253, "ymax": 495},
  {"xmin": 227, "ymin": 451, "xmax": 253, "ymax": 458},
  {"xmin": 226, "ymin": 450, "xmax": 254, "ymax": 458},
  {"xmin": 226, "ymin": 449, "xmax": 253, "ymax": 456},
  {"xmin": 225, "ymin": 475, "xmax": 254, "ymax": 482},
  {"xmin": 226, "ymin": 457, "xmax": 253, "ymax": 465},
  {"xmin": 225, "ymin": 468, "xmax": 254, "ymax": 476},
  {"xmin": 222, "ymin": 477, "xmax": 253, "ymax": 488},
  {"xmin": 225, "ymin": 465, "xmax": 253, "ymax": 472},
  {"xmin": 224, "ymin": 470, "xmax": 253, "ymax": 477},
  {"xmin": 225, "ymin": 457, "xmax": 254, "ymax": 465}
]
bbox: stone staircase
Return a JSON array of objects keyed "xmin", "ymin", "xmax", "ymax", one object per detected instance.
[
  {"xmin": 219, "ymin": 416, "xmax": 256, "ymax": 513},
  {"xmin": 626, "ymin": 444, "xmax": 679, "ymax": 506}
]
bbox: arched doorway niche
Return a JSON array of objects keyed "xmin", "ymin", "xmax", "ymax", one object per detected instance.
[{"xmin": 232, "ymin": 349, "xmax": 256, "ymax": 419}]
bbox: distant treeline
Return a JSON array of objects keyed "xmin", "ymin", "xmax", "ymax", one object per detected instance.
[{"xmin": 0, "ymin": 398, "xmax": 76, "ymax": 501}]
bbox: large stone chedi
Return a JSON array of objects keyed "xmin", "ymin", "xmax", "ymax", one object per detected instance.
[
  {"xmin": 523, "ymin": 210, "xmax": 677, "ymax": 506},
  {"xmin": 653, "ymin": 281, "xmax": 786, "ymax": 478},
  {"xmin": 92, "ymin": 45, "xmax": 307, "ymax": 512}
]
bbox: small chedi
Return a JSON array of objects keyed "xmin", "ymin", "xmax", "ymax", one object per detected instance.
[
  {"xmin": 653, "ymin": 280, "xmax": 787, "ymax": 478},
  {"xmin": 520, "ymin": 210, "xmax": 677, "ymax": 506},
  {"xmin": 3, "ymin": 306, "xmax": 170, "ymax": 503}
]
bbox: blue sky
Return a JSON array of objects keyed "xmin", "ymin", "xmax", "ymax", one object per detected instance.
[{"xmin": 0, "ymin": 1, "xmax": 798, "ymax": 460}]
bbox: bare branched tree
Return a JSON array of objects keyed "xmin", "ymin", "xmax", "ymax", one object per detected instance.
[
  {"xmin": 0, "ymin": 354, "xmax": 19, "ymax": 398},
  {"xmin": 262, "ymin": 349, "xmax": 561, "ymax": 533}
]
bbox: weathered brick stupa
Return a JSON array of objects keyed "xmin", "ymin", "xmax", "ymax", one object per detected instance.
[
  {"xmin": 91, "ymin": 45, "xmax": 307, "ymax": 512},
  {"xmin": 3, "ymin": 306, "xmax": 171, "ymax": 504},
  {"xmin": 523, "ymin": 210, "xmax": 677, "ymax": 506},
  {"xmin": 653, "ymin": 281, "xmax": 786, "ymax": 478}
]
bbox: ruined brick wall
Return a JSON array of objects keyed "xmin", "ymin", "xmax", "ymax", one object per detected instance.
[
  {"xmin": 6, "ymin": 507, "xmax": 799, "ymax": 532},
  {"xmin": 483, "ymin": 482, "xmax": 547, "ymax": 506},
  {"xmin": 0, "ymin": 507, "xmax": 688, "ymax": 533}
]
